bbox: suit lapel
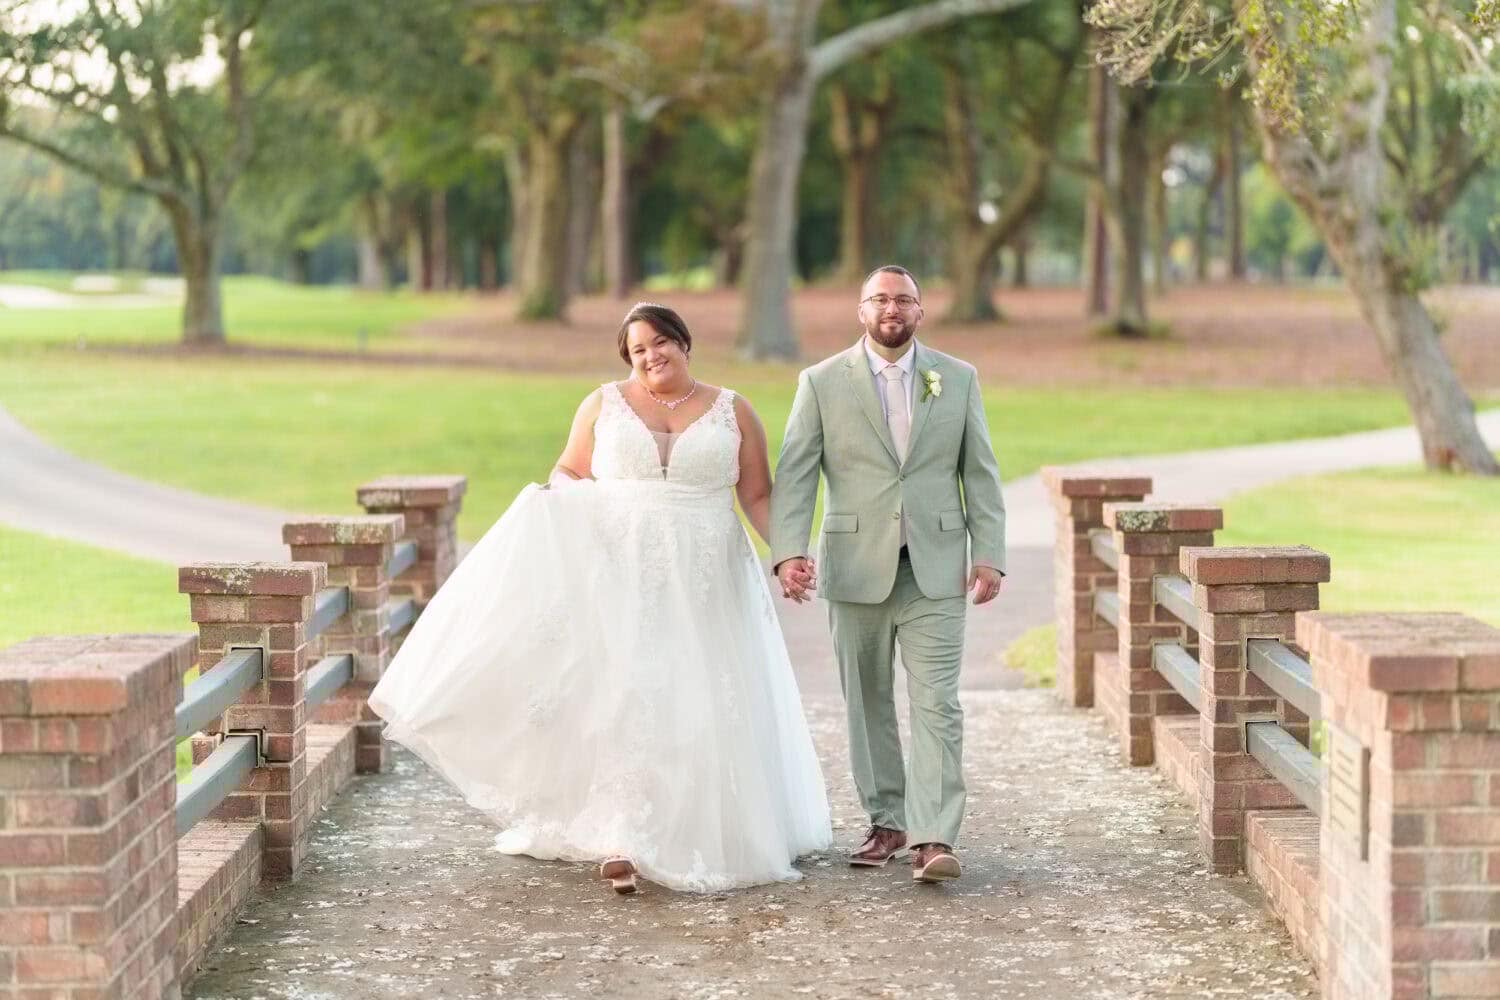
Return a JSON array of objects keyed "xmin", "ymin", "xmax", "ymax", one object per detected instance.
[
  {"xmin": 904, "ymin": 342, "xmax": 938, "ymax": 463},
  {"xmin": 841, "ymin": 341, "xmax": 899, "ymax": 465}
]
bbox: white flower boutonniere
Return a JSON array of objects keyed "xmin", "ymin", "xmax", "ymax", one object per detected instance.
[{"xmin": 920, "ymin": 369, "xmax": 942, "ymax": 401}]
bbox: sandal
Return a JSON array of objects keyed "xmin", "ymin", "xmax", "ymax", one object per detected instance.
[{"xmin": 599, "ymin": 856, "xmax": 638, "ymax": 895}]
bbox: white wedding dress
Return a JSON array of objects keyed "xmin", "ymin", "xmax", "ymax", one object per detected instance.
[{"xmin": 368, "ymin": 382, "xmax": 832, "ymax": 891}]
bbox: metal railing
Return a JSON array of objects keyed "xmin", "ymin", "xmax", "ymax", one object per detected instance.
[
  {"xmin": 174, "ymin": 534, "xmax": 427, "ymax": 840},
  {"xmin": 1088, "ymin": 540, "xmax": 1326, "ymax": 820},
  {"xmin": 1089, "ymin": 528, "xmax": 1119, "ymax": 570},
  {"xmin": 1151, "ymin": 642, "xmax": 1202, "ymax": 712},
  {"xmin": 1094, "ymin": 587, "xmax": 1121, "ymax": 628},
  {"xmin": 1152, "ymin": 574, "xmax": 1199, "ymax": 634}
]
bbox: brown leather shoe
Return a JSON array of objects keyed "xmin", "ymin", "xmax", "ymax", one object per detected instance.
[
  {"xmin": 849, "ymin": 825, "xmax": 907, "ymax": 867},
  {"xmin": 911, "ymin": 843, "xmax": 960, "ymax": 883}
]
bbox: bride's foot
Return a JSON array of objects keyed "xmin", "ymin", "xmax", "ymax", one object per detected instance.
[{"xmin": 600, "ymin": 856, "xmax": 638, "ymax": 895}]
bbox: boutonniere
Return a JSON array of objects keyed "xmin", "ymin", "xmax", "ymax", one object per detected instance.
[{"xmin": 920, "ymin": 369, "xmax": 942, "ymax": 401}]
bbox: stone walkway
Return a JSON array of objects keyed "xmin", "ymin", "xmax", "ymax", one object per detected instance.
[{"xmin": 183, "ymin": 686, "xmax": 1317, "ymax": 1000}]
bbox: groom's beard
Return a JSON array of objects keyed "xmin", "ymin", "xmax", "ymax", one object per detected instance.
[{"xmin": 864, "ymin": 316, "xmax": 917, "ymax": 350}]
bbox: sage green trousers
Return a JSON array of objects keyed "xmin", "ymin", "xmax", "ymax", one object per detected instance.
[{"xmin": 828, "ymin": 556, "xmax": 966, "ymax": 847}]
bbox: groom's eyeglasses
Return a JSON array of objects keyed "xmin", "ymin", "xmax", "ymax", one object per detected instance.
[{"xmin": 861, "ymin": 294, "xmax": 920, "ymax": 311}]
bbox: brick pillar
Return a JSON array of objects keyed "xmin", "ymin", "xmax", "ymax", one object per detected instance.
[
  {"xmin": 1040, "ymin": 468, "xmax": 1151, "ymax": 707},
  {"xmin": 1104, "ymin": 503, "xmax": 1222, "ymax": 765},
  {"xmin": 356, "ymin": 476, "xmax": 467, "ymax": 608},
  {"xmin": 178, "ymin": 562, "xmax": 326, "ymax": 881},
  {"xmin": 0, "ymin": 634, "xmax": 187, "ymax": 1000},
  {"xmin": 1298, "ymin": 612, "xmax": 1500, "ymax": 1000},
  {"xmin": 1181, "ymin": 545, "xmax": 1329, "ymax": 874},
  {"xmin": 284, "ymin": 515, "xmax": 404, "ymax": 773}
]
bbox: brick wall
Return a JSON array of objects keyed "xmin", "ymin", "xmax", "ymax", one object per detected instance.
[
  {"xmin": 1300, "ymin": 612, "xmax": 1500, "ymax": 1000},
  {"xmin": 0, "ymin": 634, "xmax": 187, "ymax": 1000}
]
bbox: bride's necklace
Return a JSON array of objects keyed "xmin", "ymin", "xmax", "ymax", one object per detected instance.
[{"xmin": 642, "ymin": 378, "xmax": 697, "ymax": 411}]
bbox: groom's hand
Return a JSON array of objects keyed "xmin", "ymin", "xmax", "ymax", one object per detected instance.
[
  {"xmin": 968, "ymin": 565, "xmax": 1003, "ymax": 605},
  {"xmin": 776, "ymin": 557, "xmax": 817, "ymax": 603}
]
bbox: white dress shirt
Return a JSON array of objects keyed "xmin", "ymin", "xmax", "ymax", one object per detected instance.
[{"xmin": 863, "ymin": 336, "xmax": 917, "ymax": 419}]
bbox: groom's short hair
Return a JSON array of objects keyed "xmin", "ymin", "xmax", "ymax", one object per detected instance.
[
  {"xmin": 617, "ymin": 302, "xmax": 693, "ymax": 365},
  {"xmin": 862, "ymin": 264, "xmax": 921, "ymax": 300}
]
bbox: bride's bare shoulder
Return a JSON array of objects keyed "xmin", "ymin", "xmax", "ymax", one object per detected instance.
[{"xmin": 573, "ymin": 386, "xmax": 607, "ymax": 421}]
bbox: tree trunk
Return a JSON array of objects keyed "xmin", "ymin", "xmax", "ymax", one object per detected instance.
[
  {"xmin": 1084, "ymin": 62, "xmax": 1112, "ymax": 316},
  {"xmin": 405, "ymin": 198, "xmax": 431, "ymax": 292},
  {"xmin": 737, "ymin": 65, "xmax": 816, "ymax": 359},
  {"xmin": 517, "ymin": 124, "xmax": 578, "ymax": 320},
  {"xmin": 166, "ymin": 203, "xmax": 226, "ymax": 345},
  {"xmin": 429, "ymin": 189, "xmax": 449, "ymax": 291},
  {"xmin": 503, "ymin": 147, "xmax": 531, "ymax": 293},
  {"xmin": 836, "ymin": 151, "xmax": 873, "ymax": 286},
  {"xmin": 828, "ymin": 81, "xmax": 888, "ymax": 286},
  {"xmin": 1223, "ymin": 91, "xmax": 1246, "ymax": 280},
  {"xmin": 602, "ymin": 103, "xmax": 633, "ymax": 298},
  {"xmin": 948, "ymin": 232, "xmax": 1001, "ymax": 322},
  {"xmin": 1011, "ymin": 233, "xmax": 1030, "ymax": 288},
  {"xmin": 289, "ymin": 247, "xmax": 312, "ymax": 285},
  {"xmin": 1109, "ymin": 87, "xmax": 1151, "ymax": 336},
  {"xmin": 1149, "ymin": 144, "xmax": 1169, "ymax": 295},
  {"xmin": 1196, "ymin": 151, "xmax": 1225, "ymax": 282},
  {"xmin": 1344, "ymin": 260, "xmax": 1498, "ymax": 472},
  {"xmin": 1251, "ymin": 0, "xmax": 1496, "ymax": 473},
  {"xmin": 713, "ymin": 232, "xmax": 745, "ymax": 287},
  {"xmin": 565, "ymin": 122, "xmax": 599, "ymax": 298},
  {"xmin": 356, "ymin": 236, "xmax": 385, "ymax": 290},
  {"xmin": 479, "ymin": 241, "xmax": 499, "ymax": 293}
]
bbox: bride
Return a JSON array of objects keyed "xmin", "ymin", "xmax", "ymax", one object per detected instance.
[{"xmin": 368, "ymin": 302, "xmax": 832, "ymax": 894}]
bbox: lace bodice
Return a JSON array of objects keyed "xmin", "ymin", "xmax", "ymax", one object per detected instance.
[{"xmin": 593, "ymin": 381, "xmax": 741, "ymax": 488}]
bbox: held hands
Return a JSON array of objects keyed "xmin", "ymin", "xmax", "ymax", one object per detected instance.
[
  {"xmin": 776, "ymin": 557, "xmax": 818, "ymax": 604},
  {"xmin": 968, "ymin": 565, "xmax": 1003, "ymax": 605}
]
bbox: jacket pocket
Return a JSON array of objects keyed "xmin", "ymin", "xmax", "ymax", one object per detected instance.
[
  {"xmin": 939, "ymin": 509, "xmax": 966, "ymax": 531},
  {"xmin": 822, "ymin": 513, "xmax": 859, "ymax": 533}
]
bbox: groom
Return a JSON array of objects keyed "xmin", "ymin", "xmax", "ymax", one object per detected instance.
[{"xmin": 770, "ymin": 264, "xmax": 1006, "ymax": 883}]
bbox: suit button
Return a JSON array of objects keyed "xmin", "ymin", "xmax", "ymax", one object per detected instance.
[{"xmin": 891, "ymin": 512, "xmax": 900, "ymax": 520}]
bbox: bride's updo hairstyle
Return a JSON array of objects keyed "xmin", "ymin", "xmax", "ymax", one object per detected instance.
[{"xmin": 617, "ymin": 301, "xmax": 692, "ymax": 365}]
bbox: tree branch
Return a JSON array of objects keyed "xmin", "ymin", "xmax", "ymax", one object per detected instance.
[
  {"xmin": 0, "ymin": 122, "xmax": 179, "ymax": 201},
  {"xmin": 809, "ymin": 0, "xmax": 1036, "ymax": 81}
]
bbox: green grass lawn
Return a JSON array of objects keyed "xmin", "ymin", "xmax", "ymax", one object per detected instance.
[
  {"xmin": 0, "ymin": 273, "xmax": 468, "ymax": 349},
  {"xmin": 1218, "ymin": 465, "xmax": 1500, "ymax": 625},
  {"xmin": 1006, "ymin": 462, "xmax": 1500, "ymax": 688},
  {"xmin": 0, "ymin": 348, "xmax": 1444, "ymax": 543},
  {"xmin": 0, "ymin": 524, "xmax": 190, "ymax": 647}
]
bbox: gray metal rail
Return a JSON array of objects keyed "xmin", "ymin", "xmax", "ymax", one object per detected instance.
[
  {"xmin": 1152, "ymin": 642, "xmax": 1203, "ymax": 712},
  {"xmin": 1248, "ymin": 639, "xmax": 1321, "ymax": 721},
  {"xmin": 1247, "ymin": 721, "xmax": 1323, "ymax": 816},
  {"xmin": 1088, "ymin": 528, "xmax": 1119, "ymax": 571},
  {"xmin": 1153, "ymin": 574, "xmax": 1199, "ymax": 633},
  {"xmin": 1094, "ymin": 588, "xmax": 1121, "ymax": 629},
  {"xmin": 387, "ymin": 597, "xmax": 418, "ymax": 636},
  {"xmin": 305, "ymin": 653, "xmax": 354, "ymax": 711},
  {"xmin": 386, "ymin": 539, "xmax": 419, "ymax": 580},
  {"xmin": 307, "ymin": 586, "xmax": 351, "ymax": 642},
  {"xmin": 174, "ymin": 648, "xmax": 262, "ymax": 743},
  {"xmin": 176, "ymin": 734, "xmax": 258, "ymax": 837}
]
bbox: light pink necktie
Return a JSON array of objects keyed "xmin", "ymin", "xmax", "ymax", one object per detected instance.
[{"xmin": 881, "ymin": 365, "xmax": 910, "ymax": 462}]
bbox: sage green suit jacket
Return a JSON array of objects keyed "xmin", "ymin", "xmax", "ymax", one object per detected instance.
[{"xmin": 770, "ymin": 339, "xmax": 1006, "ymax": 604}]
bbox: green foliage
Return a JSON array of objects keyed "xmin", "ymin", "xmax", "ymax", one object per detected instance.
[{"xmin": 1241, "ymin": 163, "xmax": 1323, "ymax": 274}]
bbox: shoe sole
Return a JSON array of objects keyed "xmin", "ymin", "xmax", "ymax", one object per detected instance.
[
  {"xmin": 849, "ymin": 848, "xmax": 908, "ymax": 868},
  {"xmin": 913, "ymin": 856, "xmax": 961, "ymax": 883}
]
